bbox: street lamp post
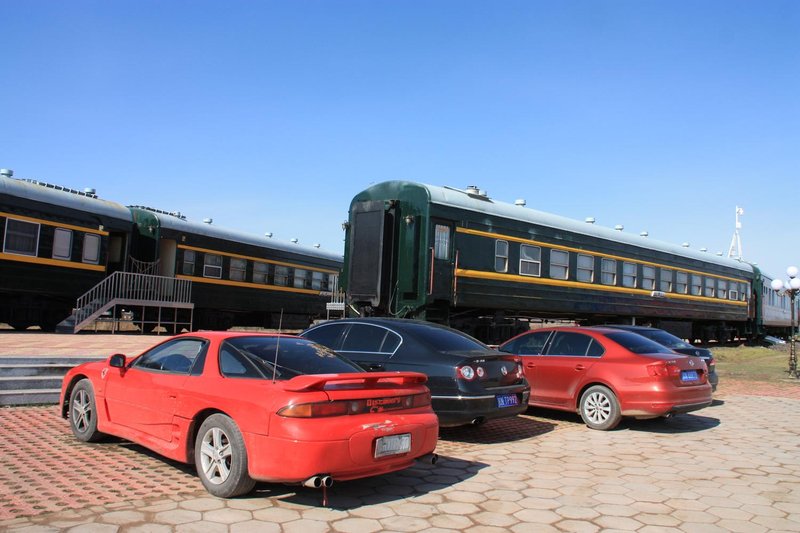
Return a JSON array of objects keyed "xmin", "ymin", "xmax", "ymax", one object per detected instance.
[{"xmin": 771, "ymin": 266, "xmax": 800, "ymax": 379}]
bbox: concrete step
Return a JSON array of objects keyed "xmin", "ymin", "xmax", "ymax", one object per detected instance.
[
  {"xmin": 0, "ymin": 376, "xmax": 63, "ymax": 391},
  {"xmin": 0, "ymin": 388, "xmax": 61, "ymax": 406}
]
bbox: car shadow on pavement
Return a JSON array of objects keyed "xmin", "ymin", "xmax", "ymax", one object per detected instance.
[
  {"xmin": 271, "ymin": 455, "xmax": 488, "ymax": 509},
  {"xmin": 438, "ymin": 413, "xmax": 558, "ymax": 444},
  {"xmin": 626, "ymin": 413, "xmax": 721, "ymax": 433}
]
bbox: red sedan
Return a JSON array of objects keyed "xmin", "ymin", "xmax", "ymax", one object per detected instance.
[
  {"xmin": 60, "ymin": 332, "xmax": 439, "ymax": 497},
  {"xmin": 498, "ymin": 326, "xmax": 712, "ymax": 430}
]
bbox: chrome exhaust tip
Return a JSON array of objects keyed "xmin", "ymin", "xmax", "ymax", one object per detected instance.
[
  {"xmin": 302, "ymin": 476, "xmax": 323, "ymax": 488},
  {"xmin": 418, "ymin": 453, "xmax": 439, "ymax": 465}
]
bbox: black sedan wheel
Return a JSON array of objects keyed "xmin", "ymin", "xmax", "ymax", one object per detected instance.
[
  {"xmin": 69, "ymin": 379, "xmax": 105, "ymax": 442},
  {"xmin": 579, "ymin": 385, "xmax": 621, "ymax": 431},
  {"xmin": 195, "ymin": 414, "xmax": 256, "ymax": 498}
]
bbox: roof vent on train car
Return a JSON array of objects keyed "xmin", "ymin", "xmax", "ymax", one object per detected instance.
[
  {"xmin": 585, "ymin": 217, "xmax": 595, "ymax": 224},
  {"xmin": 682, "ymin": 242, "xmax": 690, "ymax": 247},
  {"xmin": 700, "ymin": 247, "xmax": 708, "ymax": 252},
  {"xmin": 614, "ymin": 225, "xmax": 624, "ymax": 231},
  {"xmin": 0, "ymin": 168, "xmax": 13, "ymax": 178},
  {"xmin": 466, "ymin": 185, "xmax": 480, "ymax": 195},
  {"xmin": 84, "ymin": 188, "xmax": 96, "ymax": 196},
  {"xmin": 314, "ymin": 243, "xmax": 321, "ymax": 248},
  {"xmin": 640, "ymin": 231, "xmax": 649, "ymax": 237},
  {"xmin": 716, "ymin": 252, "xmax": 723, "ymax": 256},
  {"xmin": 515, "ymin": 199, "xmax": 526, "ymax": 207},
  {"xmin": 291, "ymin": 238, "xmax": 299, "ymax": 244},
  {"xmin": 203, "ymin": 218, "xmax": 213, "ymax": 224},
  {"xmin": 265, "ymin": 232, "xmax": 273, "ymax": 238}
]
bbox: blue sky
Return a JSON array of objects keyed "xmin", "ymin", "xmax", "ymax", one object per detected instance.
[{"xmin": 2, "ymin": 1, "xmax": 798, "ymax": 279}]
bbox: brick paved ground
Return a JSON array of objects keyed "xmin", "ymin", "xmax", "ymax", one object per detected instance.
[{"xmin": 1, "ymin": 332, "xmax": 799, "ymax": 531}]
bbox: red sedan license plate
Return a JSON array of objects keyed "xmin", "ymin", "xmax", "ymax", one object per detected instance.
[
  {"xmin": 681, "ymin": 370, "xmax": 699, "ymax": 382},
  {"xmin": 374, "ymin": 433, "xmax": 412, "ymax": 458},
  {"xmin": 496, "ymin": 394, "xmax": 519, "ymax": 408}
]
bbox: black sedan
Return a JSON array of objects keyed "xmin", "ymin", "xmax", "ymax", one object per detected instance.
[
  {"xmin": 301, "ymin": 318, "xmax": 531, "ymax": 427},
  {"xmin": 597, "ymin": 325, "xmax": 719, "ymax": 392}
]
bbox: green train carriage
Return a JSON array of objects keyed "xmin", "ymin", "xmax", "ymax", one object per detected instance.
[{"xmin": 343, "ymin": 181, "xmax": 756, "ymax": 344}]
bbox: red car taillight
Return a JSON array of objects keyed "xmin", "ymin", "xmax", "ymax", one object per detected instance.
[
  {"xmin": 277, "ymin": 392, "xmax": 431, "ymax": 418},
  {"xmin": 646, "ymin": 361, "xmax": 681, "ymax": 378}
]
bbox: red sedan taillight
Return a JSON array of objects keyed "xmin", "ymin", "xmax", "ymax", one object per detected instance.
[
  {"xmin": 277, "ymin": 392, "xmax": 431, "ymax": 418},
  {"xmin": 646, "ymin": 361, "xmax": 681, "ymax": 378}
]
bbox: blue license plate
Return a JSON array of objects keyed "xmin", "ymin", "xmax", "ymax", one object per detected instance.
[
  {"xmin": 496, "ymin": 394, "xmax": 519, "ymax": 408},
  {"xmin": 681, "ymin": 370, "xmax": 699, "ymax": 382}
]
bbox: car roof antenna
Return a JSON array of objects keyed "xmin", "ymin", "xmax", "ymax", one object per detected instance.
[{"xmin": 272, "ymin": 309, "xmax": 284, "ymax": 384}]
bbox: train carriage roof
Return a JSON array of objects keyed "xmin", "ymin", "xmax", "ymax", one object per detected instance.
[
  {"xmin": 143, "ymin": 208, "xmax": 343, "ymax": 263},
  {"xmin": 1, "ymin": 175, "xmax": 133, "ymax": 221},
  {"xmin": 363, "ymin": 180, "xmax": 754, "ymax": 275}
]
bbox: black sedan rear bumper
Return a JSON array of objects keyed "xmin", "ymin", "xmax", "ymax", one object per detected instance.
[{"xmin": 432, "ymin": 389, "xmax": 531, "ymax": 427}]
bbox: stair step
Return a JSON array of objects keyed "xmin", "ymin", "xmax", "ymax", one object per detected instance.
[
  {"xmin": 0, "ymin": 388, "xmax": 61, "ymax": 406},
  {"xmin": 0, "ymin": 376, "xmax": 64, "ymax": 391}
]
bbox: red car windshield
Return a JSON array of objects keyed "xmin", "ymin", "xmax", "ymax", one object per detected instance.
[
  {"xmin": 604, "ymin": 332, "xmax": 675, "ymax": 355},
  {"xmin": 220, "ymin": 337, "xmax": 363, "ymax": 379}
]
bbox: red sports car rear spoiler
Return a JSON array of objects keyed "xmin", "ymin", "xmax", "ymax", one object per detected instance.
[{"xmin": 282, "ymin": 372, "xmax": 428, "ymax": 392}]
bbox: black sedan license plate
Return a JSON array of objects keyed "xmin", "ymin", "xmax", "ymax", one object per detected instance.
[
  {"xmin": 681, "ymin": 370, "xmax": 699, "ymax": 382},
  {"xmin": 496, "ymin": 394, "xmax": 519, "ymax": 408},
  {"xmin": 374, "ymin": 433, "xmax": 411, "ymax": 458}
]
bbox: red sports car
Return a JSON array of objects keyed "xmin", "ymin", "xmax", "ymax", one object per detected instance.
[
  {"xmin": 60, "ymin": 332, "xmax": 439, "ymax": 497},
  {"xmin": 498, "ymin": 326, "xmax": 712, "ymax": 430}
]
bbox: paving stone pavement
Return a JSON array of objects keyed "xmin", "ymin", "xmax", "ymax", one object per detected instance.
[
  {"xmin": 1, "ymin": 387, "xmax": 799, "ymax": 532},
  {"xmin": 1, "ymin": 331, "xmax": 799, "ymax": 532}
]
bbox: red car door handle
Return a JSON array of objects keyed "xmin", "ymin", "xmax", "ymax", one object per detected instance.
[
  {"xmin": 574, "ymin": 364, "xmax": 585, "ymax": 371},
  {"xmin": 525, "ymin": 363, "xmax": 536, "ymax": 368}
]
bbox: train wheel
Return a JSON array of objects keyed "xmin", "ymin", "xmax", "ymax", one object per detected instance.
[{"xmin": 9, "ymin": 322, "xmax": 30, "ymax": 331}]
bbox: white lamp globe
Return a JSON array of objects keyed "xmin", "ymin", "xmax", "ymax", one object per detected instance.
[
  {"xmin": 771, "ymin": 279, "xmax": 784, "ymax": 291},
  {"xmin": 790, "ymin": 278, "xmax": 800, "ymax": 290},
  {"xmin": 788, "ymin": 266, "xmax": 799, "ymax": 278}
]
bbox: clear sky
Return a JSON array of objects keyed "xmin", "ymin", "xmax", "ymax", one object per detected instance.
[{"xmin": 2, "ymin": 1, "xmax": 798, "ymax": 279}]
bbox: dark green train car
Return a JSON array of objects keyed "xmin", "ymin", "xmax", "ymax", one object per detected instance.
[{"xmin": 343, "ymin": 181, "xmax": 756, "ymax": 344}]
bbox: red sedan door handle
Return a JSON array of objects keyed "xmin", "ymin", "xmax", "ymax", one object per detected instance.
[{"xmin": 574, "ymin": 364, "xmax": 586, "ymax": 371}]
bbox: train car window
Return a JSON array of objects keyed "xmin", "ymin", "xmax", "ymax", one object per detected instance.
[
  {"xmin": 676, "ymin": 271, "xmax": 688, "ymax": 294},
  {"xmin": 3, "ymin": 218, "xmax": 39, "ymax": 256},
  {"xmin": 576, "ymin": 254, "xmax": 593, "ymax": 282},
  {"xmin": 82, "ymin": 233, "xmax": 101, "ymax": 264},
  {"xmin": 275, "ymin": 265, "xmax": 289, "ymax": 286},
  {"xmin": 52, "ymin": 228, "xmax": 73, "ymax": 260},
  {"xmin": 704, "ymin": 277, "xmax": 715, "ymax": 297},
  {"xmin": 550, "ymin": 250, "xmax": 569, "ymax": 280},
  {"xmin": 622, "ymin": 262, "xmax": 637, "ymax": 288},
  {"xmin": 495, "ymin": 240, "xmax": 508, "ymax": 272},
  {"xmin": 601, "ymin": 258, "xmax": 617, "ymax": 285},
  {"xmin": 182, "ymin": 250, "xmax": 196, "ymax": 275},
  {"xmin": 434, "ymin": 224, "xmax": 450, "ymax": 260},
  {"xmin": 642, "ymin": 265, "xmax": 656, "ymax": 290},
  {"xmin": 253, "ymin": 261, "xmax": 269, "ymax": 284},
  {"xmin": 717, "ymin": 279, "xmax": 727, "ymax": 299},
  {"xmin": 743, "ymin": 282, "xmax": 750, "ymax": 301},
  {"xmin": 311, "ymin": 271, "xmax": 324, "ymax": 290},
  {"xmin": 294, "ymin": 269, "xmax": 308, "ymax": 289},
  {"xmin": 660, "ymin": 269, "xmax": 673, "ymax": 292},
  {"xmin": 203, "ymin": 253, "xmax": 223, "ymax": 279},
  {"xmin": 230, "ymin": 257, "xmax": 246, "ymax": 281},
  {"xmin": 520, "ymin": 245, "xmax": 541, "ymax": 277},
  {"xmin": 691, "ymin": 275, "xmax": 702, "ymax": 296},
  {"xmin": 729, "ymin": 283, "xmax": 739, "ymax": 301}
]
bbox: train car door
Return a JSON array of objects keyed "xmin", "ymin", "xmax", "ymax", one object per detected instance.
[
  {"xmin": 428, "ymin": 219, "xmax": 454, "ymax": 302},
  {"xmin": 347, "ymin": 200, "xmax": 396, "ymax": 313},
  {"xmin": 158, "ymin": 239, "xmax": 177, "ymax": 278}
]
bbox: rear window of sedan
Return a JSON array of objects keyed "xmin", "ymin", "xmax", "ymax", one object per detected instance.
[
  {"xmin": 604, "ymin": 332, "xmax": 675, "ymax": 354},
  {"xmin": 219, "ymin": 337, "xmax": 363, "ymax": 379},
  {"xmin": 401, "ymin": 323, "xmax": 489, "ymax": 352},
  {"xmin": 639, "ymin": 329, "xmax": 694, "ymax": 350}
]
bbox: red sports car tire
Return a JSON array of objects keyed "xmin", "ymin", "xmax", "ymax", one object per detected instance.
[
  {"xmin": 579, "ymin": 385, "xmax": 621, "ymax": 431},
  {"xmin": 69, "ymin": 379, "xmax": 106, "ymax": 443},
  {"xmin": 195, "ymin": 414, "xmax": 256, "ymax": 498}
]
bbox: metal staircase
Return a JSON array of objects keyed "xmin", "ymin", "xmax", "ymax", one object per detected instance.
[{"xmin": 57, "ymin": 271, "xmax": 194, "ymax": 333}]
